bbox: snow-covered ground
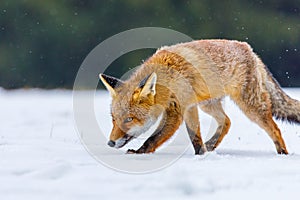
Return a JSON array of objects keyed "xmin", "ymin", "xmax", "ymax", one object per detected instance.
[{"xmin": 1, "ymin": 88, "xmax": 300, "ymax": 200}]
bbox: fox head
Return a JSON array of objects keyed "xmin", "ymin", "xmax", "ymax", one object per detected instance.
[{"xmin": 99, "ymin": 72, "xmax": 161, "ymax": 149}]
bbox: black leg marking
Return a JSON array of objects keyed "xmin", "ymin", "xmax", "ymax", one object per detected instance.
[
  {"xmin": 205, "ymin": 133, "xmax": 221, "ymax": 151},
  {"xmin": 186, "ymin": 125, "xmax": 206, "ymax": 155}
]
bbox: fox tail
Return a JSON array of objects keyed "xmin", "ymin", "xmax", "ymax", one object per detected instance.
[{"xmin": 266, "ymin": 69, "xmax": 300, "ymax": 124}]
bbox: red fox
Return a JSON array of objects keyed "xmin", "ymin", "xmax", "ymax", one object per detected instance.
[{"xmin": 99, "ymin": 39, "xmax": 300, "ymax": 155}]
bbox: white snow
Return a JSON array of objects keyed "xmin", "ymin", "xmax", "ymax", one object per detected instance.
[{"xmin": 1, "ymin": 88, "xmax": 300, "ymax": 199}]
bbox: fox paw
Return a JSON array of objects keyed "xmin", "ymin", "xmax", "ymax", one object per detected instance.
[
  {"xmin": 205, "ymin": 145, "xmax": 215, "ymax": 152},
  {"xmin": 126, "ymin": 149, "xmax": 138, "ymax": 154},
  {"xmin": 126, "ymin": 149, "xmax": 147, "ymax": 154}
]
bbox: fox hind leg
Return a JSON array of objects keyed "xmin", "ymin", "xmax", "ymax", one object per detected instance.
[
  {"xmin": 200, "ymin": 100, "xmax": 231, "ymax": 151},
  {"xmin": 232, "ymin": 91, "xmax": 288, "ymax": 154}
]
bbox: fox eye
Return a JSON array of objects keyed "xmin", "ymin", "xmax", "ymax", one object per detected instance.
[{"xmin": 124, "ymin": 117, "xmax": 133, "ymax": 123}]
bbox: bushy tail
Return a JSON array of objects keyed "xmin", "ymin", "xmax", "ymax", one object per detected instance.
[{"xmin": 266, "ymin": 70, "xmax": 300, "ymax": 124}]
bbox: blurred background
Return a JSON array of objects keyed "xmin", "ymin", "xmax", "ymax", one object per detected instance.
[{"xmin": 0, "ymin": 0, "xmax": 299, "ymax": 89}]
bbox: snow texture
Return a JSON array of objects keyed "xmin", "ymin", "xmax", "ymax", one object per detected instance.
[{"xmin": 1, "ymin": 88, "xmax": 300, "ymax": 199}]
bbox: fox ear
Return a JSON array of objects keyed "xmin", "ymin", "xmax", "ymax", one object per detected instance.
[
  {"xmin": 99, "ymin": 73, "xmax": 124, "ymax": 97},
  {"xmin": 139, "ymin": 72, "xmax": 157, "ymax": 98}
]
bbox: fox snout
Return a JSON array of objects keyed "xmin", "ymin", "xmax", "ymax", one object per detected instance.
[
  {"xmin": 107, "ymin": 140, "xmax": 116, "ymax": 147},
  {"xmin": 107, "ymin": 122, "xmax": 135, "ymax": 148},
  {"xmin": 107, "ymin": 134, "xmax": 134, "ymax": 149}
]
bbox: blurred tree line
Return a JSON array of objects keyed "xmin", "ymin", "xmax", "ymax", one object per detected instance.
[{"xmin": 0, "ymin": 0, "xmax": 300, "ymax": 89}]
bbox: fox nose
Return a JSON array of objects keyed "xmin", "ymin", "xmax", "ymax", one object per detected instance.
[{"xmin": 107, "ymin": 140, "xmax": 116, "ymax": 147}]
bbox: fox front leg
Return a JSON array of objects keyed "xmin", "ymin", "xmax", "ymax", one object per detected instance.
[
  {"xmin": 127, "ymin": 102, "xmax": 182, "ymax": 154},
  {"xmin": 184, "ymin": 106, "xmax": 207, "ymax": 155},
  {"xmin": 126, "ymin": 118, "xmax": 167, "ymax": 154}
]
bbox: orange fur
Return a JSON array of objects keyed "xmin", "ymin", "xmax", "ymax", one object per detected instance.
[{"xmin": 100, "ymin": 39, "xmax": 300, "ymax": 154}]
